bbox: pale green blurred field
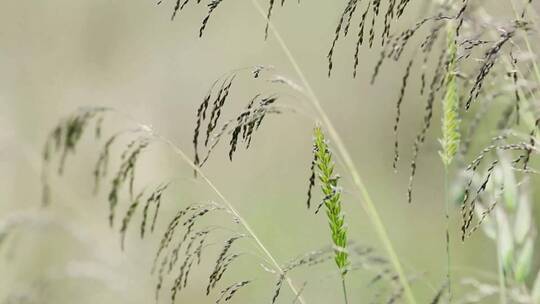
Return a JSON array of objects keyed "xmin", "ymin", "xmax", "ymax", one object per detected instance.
[{"xmin": 0, "ymin": 1, "xmax": 536, "ymax": 303}]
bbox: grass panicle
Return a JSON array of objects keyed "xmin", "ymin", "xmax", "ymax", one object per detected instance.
[
  {"xmin": 439, "ymin": 25, "xmax": 461, "ymax": 167},
  {"xmin": 311, "ymin": 126, "xmax": 349, "ymax": 277},
  {"xmin": 161, "ymin": 0, "xmax": 292, "ymax": 38},
  {"xmin": 328, "ymin": 0, "xmax": 416, "ymax": 76},
  {"xmin": 193, "ymin": 67, "xmax": 289, "ymax": 168}
]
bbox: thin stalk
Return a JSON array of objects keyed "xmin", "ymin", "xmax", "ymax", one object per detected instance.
[
  {"xmin": 249, "ymin": 1, "xmax": 417, "ymax": 303},
  {"xmin": 341, "ymin": 276, "xmax": 349, "ymax": 304},
  {"xmin": 444, "ymin": 167, "xmax": 453, "ymax": 302}
]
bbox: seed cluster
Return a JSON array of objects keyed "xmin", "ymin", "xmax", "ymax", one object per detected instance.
[
  {"xmin": 307, "ymin": 127, "xmax": 349, "ymax": 276},
  {"xmin": 439, "ymin": 26, "xmax": 461, "ymax": 167},
  {"xmin": 328, "ymin": 0, "xmax": 416, "ymax": 77},
  {"xmin": 159, "ymin": 0, "xmax": 291, "ymax": 38},
  {"xmin": 193, "ymin": 67, "xmax": 285, "ymax": 168}
]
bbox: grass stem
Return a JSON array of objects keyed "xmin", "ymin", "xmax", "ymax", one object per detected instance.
[
  {"xmin": 444, "ymin": 167, "xmax": 453, "ymax": 302},
  {"xmin": 341, "ymin": 276, "xmax": 349, "ymax": 304}
]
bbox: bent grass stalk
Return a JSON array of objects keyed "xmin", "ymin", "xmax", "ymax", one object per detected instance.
[
  {"xmin": 249, "ymin": 1, "xmax": 417, "ymax": 303},
  {"xmin": 115, "ymin": 114, "xmax": 308, "ymax": 304},
  {"xmin": 440, "ymin": 23, "xmax": 459, "ymax": 302}
]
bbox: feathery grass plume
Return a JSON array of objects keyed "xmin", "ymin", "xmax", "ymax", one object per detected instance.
[
  {"xmin": 311, "ymin": 126, "xmax": 349, "ymax": 277},
  {"xmin": 150, "ymin": 200, "xmax": 254, "ymax": 303},
  {"xmin": 52, "ymin": 119, "xmax": 174, "ymax": 249},
  {"xmin": 42, "ymin": 107, "xmax": 109, "ymax": 206},
  {"xmin": 193, "ymin": 67, "xmax": 293, "ymax": 168},
  {"xmin": 42, "ymin": 103, "xmax": 416, "ymax": 304},
  {"xmin": 439, "ymin": 25, "xmax": 460, "ymax": 167},
  {"xmin": 43, "ymin": 104, "xmax": 300, "ymax": 304}
]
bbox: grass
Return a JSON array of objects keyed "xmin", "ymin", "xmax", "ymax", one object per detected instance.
[
  {"xmin": 4, "ymin": 0, "xmax": 540, "ymax": 304},
  {"xmin": 249, "ymin": 2, "xmax": 417, "ymax": 302}
]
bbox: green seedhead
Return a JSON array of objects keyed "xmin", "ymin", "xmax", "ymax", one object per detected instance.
[{"xmin": 312, "ymin": 126, "xmax": 349, "ymax": 276}]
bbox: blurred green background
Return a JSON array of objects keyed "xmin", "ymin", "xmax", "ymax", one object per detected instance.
[{"xmin": 0, "ymin": 1, "xmax": 535, "ymax": 303}]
